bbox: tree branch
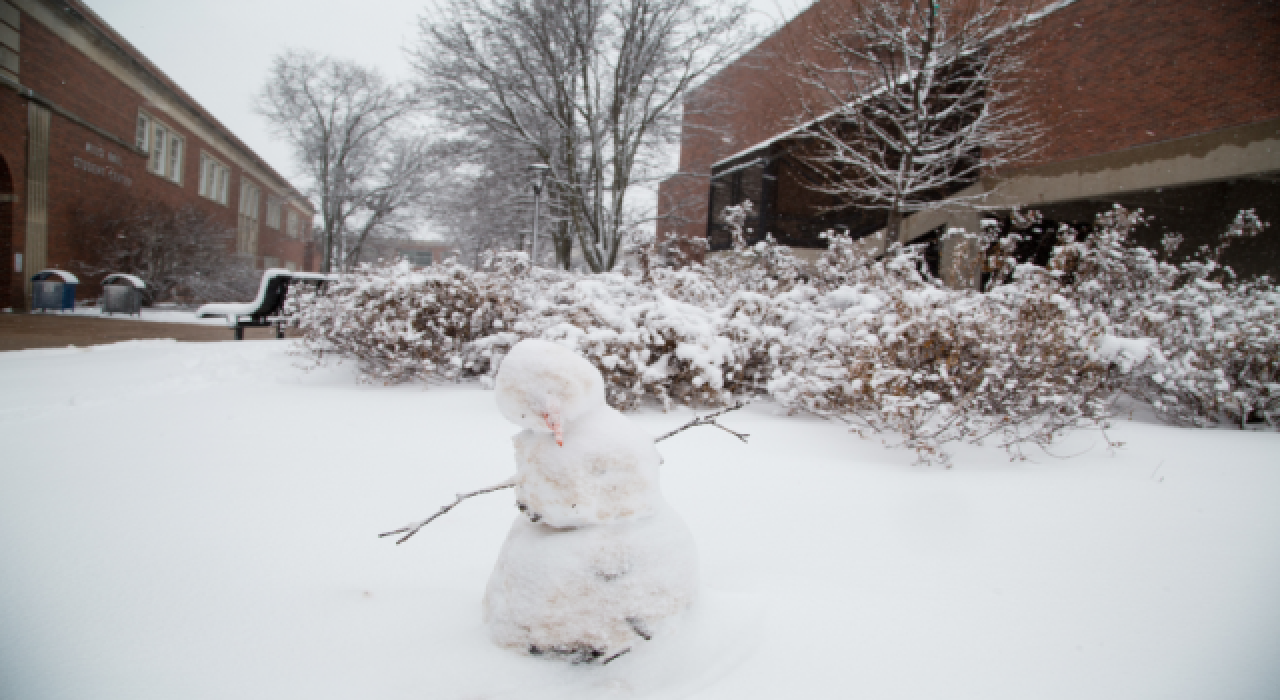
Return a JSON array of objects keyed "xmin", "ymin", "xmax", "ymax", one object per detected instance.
[
  {"xmin": 653, "ymin": 401, "xmax": 750, "ymax": 443},
  {"xmin": 379, "ymin": 477, "xmax": 516, "ymax": 544},
  {"xmin": 381, "ymin": 402, "xmax": 751, "ymax": 544}
]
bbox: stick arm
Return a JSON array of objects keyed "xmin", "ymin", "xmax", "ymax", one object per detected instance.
[{"xmin": 379, "ymin": 477, "xmax": 516, "ymax": 545}]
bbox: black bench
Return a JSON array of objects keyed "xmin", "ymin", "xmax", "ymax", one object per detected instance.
[{"xmin": 197, "ymin": 269, "xmax": 336, "ymax": 340}]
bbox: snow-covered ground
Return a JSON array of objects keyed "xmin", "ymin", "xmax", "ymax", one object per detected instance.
[
  {"xmin": 1, "ymin": 340, "xmax": 1278, "ymax": 700},
  {"xmin": 63, "ymin": 305, "xmax": 228, "ymax": 325}
]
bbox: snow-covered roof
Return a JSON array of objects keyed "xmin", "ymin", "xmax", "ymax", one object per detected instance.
[
  {"xmin": 711, "ymin": 157, "xmax": 768, "ymax": 179},
  {"xmin": 102, "ymin": 273, "xmax": 146, "ymax": 289},
  {"xmin": 33, "ymin": 269, "xmax": 80, "ymax": 284}
]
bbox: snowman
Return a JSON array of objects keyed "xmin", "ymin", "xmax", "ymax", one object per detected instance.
[{"xmin": 484, "ymin": 339, "xmax": 699, "ymax": 664}]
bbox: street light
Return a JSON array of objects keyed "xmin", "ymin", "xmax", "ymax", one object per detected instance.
[{"xmin": 528, "ymin": 163, "xmax": 550, "ymax": 266}]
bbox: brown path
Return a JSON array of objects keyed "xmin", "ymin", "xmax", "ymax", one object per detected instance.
[{"xmin": 0, "ymin": 313, "xmax": 296, "ymax": 352}]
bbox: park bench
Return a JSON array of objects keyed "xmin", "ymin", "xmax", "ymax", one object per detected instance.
[{"xmin": 196, "ymin": 269, "xmax": 336, "ymax": 340}]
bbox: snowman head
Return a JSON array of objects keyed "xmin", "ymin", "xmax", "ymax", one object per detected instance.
[{"xmin": 495, "ymin": 339, "xmax": 605, "ymax": 445}]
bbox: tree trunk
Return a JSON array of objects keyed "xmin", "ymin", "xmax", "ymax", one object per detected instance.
[
  {"xmin": 321, "ymin": 226, "xmax": 334, "ymax": 273},
  {"xmin": 554, "ymin": 221, "xmax": 573, "ymax": 270},
  {"xmin": 885, "ymin": 208, "xmax": 904, "ymax": 254}
]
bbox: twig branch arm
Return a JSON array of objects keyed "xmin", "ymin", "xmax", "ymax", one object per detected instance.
[
  {"xmin": 381, "ymin": 402, "xmax": 751, "ymax": 545},
  {"xmin": 654, "ymin": 401, "xmax": 750, "ymax": 444},
  {"xmin": 379, "ymin": 477, "xmax": 516, "ymax": 545}
]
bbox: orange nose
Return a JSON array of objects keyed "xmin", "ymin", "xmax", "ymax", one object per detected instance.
[{"xmin": 541, "ymin": 411, "xmax": 564, "ymax": 447}]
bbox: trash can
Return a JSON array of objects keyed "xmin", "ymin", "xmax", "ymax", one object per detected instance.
[
  {"xmin": 101, "ymin": 273, "xmax": 146, "ymax": 316},
  {"xmin": 30, "ymin": 270, "xmax": 79, "ymax": 312},
  {"xmin": 32, "ymin": 280, "xmax": 65, "ymax": 311}
]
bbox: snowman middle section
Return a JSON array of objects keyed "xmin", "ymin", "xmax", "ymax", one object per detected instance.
[{"xmin": 513, "ymin": 407, "xmax": 663, "ymax": 527}]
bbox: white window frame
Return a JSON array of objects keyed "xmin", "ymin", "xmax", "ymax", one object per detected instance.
[
  {"xmin": 135, "ymin": 113, "xmax": 150, "ymax": 152},
  {"xmin": 167, "ymin": 134, "xmax": 183, "ymax": 184},
  {"xmin": 140, "ymin": 111, "xmax": 183, "ymax": 184},
  {"xmin": 286, "ymin": 209, "xmax": 300, "ymax": 239},
  {"xmin": 198, "ymin": 152, "xmax": 230, "ymax": 205},
  {"xmin": 238, "ymin": 178, "xmax": 261, "ymax": 256},
  {"xmin": 266, "ymin": 195, "xmax": 282, "ymax": 230}
]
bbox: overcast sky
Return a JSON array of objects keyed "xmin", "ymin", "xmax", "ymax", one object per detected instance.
[{"xmin": 84, "ymin": 0, "xmax": 811, "ymax": 195}]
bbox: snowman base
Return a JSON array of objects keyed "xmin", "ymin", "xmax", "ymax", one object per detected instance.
[
  {"xmin": 527, "ymin": 642, "xmax": 626, "ymax": 665},
  {"xmin": 483, "ymin": 502, "xmax": 698, "ymax": 664}
]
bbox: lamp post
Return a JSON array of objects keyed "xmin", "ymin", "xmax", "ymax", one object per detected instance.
[{"xmin": 528, "ymin": 163, "xmax": 550, "ymax": 266}]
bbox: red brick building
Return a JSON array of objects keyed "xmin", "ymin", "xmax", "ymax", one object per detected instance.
[
  {"xmin": 0, "ymin": 0, "xmax": 316, "ymax": 309},
  {"xmin": 658, "ymin": 0, "xmax": 1280, "ymax": 282}
]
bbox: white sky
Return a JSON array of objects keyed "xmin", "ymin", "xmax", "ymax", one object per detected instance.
[{"xmin": 83, "ymin": 0, "xmax": 811, "ymax": 229}]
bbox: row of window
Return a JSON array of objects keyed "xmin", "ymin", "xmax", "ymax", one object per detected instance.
[{"xmin": 135, "ymin": 111, "xmax": 305, "ymax": 254}]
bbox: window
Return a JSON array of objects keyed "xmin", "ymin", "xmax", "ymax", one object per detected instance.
[
  {"xmin": 262, "ymin": 255, "xmax": 281, "ymax": 270},
  {"xmin": 266, "ymin": 196, "xmax": 282, "ymax": 229},
  {"xmin": 403, "ymin": 250, "xmax": 433, "ymax": 267},
  {"xmin": 148, "ymin": 123, "xmax": 166, "ymax": 173},
  {"xmin": 199, "ymin": 153, "xmax": 230, "ymax": 205},
  {"xmin": 285, "ymin": 261, "xmax": 298, "ymax": 272},
  {"xmin": 139, "ymin": 112, "xmax": 183, "ymax": 183},
  {"xmin": 135, "ymin": 113, "xmax": 150, "ymax": 151},
  {"xmin": 238, "ymin": 179, "xmax": 261, "ymax": 255},
  {"xmin": 286, "ymin": 209, "xmax": 300, "ymax": 239},
  {"xmin": 167, "ymin": 135, "xmax": 183, "ymax": 182}
]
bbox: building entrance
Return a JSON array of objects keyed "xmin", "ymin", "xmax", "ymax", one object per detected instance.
[{"xmin": 0, "ymin": 155, "xmax": 13, "ymax": 310}]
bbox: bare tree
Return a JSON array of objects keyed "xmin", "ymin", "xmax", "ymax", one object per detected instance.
[
  {"xmin": 413, "ymin": 0, "xmax": 756, "ymax": 272},
  {"xmin": 258, "ymin": 50, "xmax": 434, "ymax": 273},
  {"xmin": 794, "ymin": 0, "xmax": 1045, "ymax": 242},
  {"xmin": 428, "ymin": 135, "xmax": 553, "ymax": 268},
  {"xmin": 71, "ymin": 196, "xmax": 258, "ymax": 304}
]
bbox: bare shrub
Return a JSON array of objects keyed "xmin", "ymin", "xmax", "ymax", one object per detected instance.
[{"xmin": 72, "ymin": 197, "xmax": 258, "ymax": 304}]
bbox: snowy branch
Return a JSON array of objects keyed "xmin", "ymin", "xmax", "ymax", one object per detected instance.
[
  {"xmin": 380, "ymin": 478, "xmax": 516, "ymax": 545},
  {"xmin": 654, "ymin": 401, "xmax": 750, "ymax": 444}
]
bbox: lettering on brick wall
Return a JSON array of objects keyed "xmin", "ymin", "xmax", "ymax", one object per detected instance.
[{"xmin": 76, "ymin": 141, "xmax": 133, "ymax": 187}]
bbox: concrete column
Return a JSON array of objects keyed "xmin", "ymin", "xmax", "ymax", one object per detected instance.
[
  {"xmin": 938, "ymin": 210, "xmax": 983, "ymax": 289},
  {"xmin": 23, "ymin": 101, "xmax": 49, "ymax": 305}
]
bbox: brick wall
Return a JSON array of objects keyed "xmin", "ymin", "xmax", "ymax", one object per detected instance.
[
  {"xmin": 1015, "ymin": 0, "xmax": 1280, "ymax": 167},
  {"xmin": 657, "ymin": 0, "xmax": 1280, "ymax": 246},
  {"xmin": 0, "ymin": 4, "xmax": 316, "ymax": 306}
]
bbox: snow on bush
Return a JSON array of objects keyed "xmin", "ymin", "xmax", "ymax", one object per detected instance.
[
  {"xmin": 286, "ymin": 256, "xmax": 523, "ymax": 384},
  {"xmin": 289, "ymin": 251, "xmax": 743, "ymax": 411},
  {"xmin": 1055, "ymin": 207, "xmax": 1279, "ymax": 428},
  {"xmin": 768, "ymin": 235, "xmax": 1114, "ymax": 464},
  {"xmin": 287, "ymin": 206, "xmax": 1277, "ymax": 462}
]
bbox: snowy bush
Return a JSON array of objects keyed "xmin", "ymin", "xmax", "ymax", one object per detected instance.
[
  {"xmin": 768, "ymin": 237, "xmax": 1114, "ymax": 464},
  {"xmin": 1057, "ymin": 208, "xmax": 1280, "ymax": 428},
  {"xmin": 287, "ymin": 257, "xmax": 522, "ymax": 384},
  {"xmin": 288, "ymin": 205, "xmax": 1277, "ymax": 463},
  {"xmin": 518, "ymin": 273, "xmax": 741, "ymax": 411},
  {"xmin": 290, "ymin": 253, "xmax": 745, "ymax": 410}
]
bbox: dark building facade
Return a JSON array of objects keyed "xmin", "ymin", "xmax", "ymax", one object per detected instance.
[
  {"xmin": 0, "ymin": 0, "xmax": 316, "ymax": 309},
  {"xmin": 657, "ymin": 0, "xmax": 1280, "ymax": 283}
]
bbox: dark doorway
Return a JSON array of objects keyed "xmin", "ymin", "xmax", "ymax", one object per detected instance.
[{"xmin": 0, "ymin": 155, "xmax": 13, "ymax": 310}]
